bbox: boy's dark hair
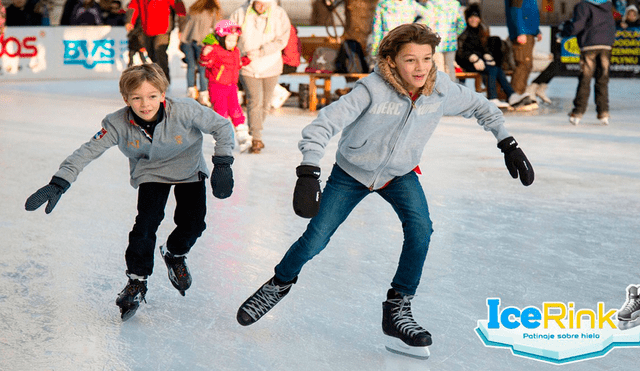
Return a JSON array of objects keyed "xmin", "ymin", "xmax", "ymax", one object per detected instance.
[
  {"xmin": 119, "ymin": 63, "xmax": 169, "ymax": 98},
  {"xmin": 377, "ymin": 23, "xmax": 441, "ymax": 64}
]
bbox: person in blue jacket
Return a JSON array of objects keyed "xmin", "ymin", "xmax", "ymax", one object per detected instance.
[
  {"xmin": 560, "ymin": 0, "xmax": 616, "ymax": 125},
  {"xmin": 505, "ymin": 0, "xmax": 542, "ymax": 96},
  {"xmin": 235, "ymin": 23, "xmax": 535, "ymax": 359}
]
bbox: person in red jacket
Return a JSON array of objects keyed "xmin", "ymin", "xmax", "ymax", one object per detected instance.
[
  {"xmin": 200, "ymin": 20, "xmax": 252, "ymax": 151},
  {"xmin": 126, "ymin": 0, "xmax": 186, "ymax": 82}
]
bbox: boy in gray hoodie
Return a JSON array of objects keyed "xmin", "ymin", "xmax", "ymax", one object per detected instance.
[
  {"xmin": 235, "ymin": 23, "xmax": 534, "ymax": 359},
  {"xmin": 25, "ymin": 63, "xmax": 235, "ymax": 321}
]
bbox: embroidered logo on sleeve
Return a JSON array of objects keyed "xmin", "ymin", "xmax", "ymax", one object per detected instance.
[
  {"xmin": 94, "ymin": 128, "xmax": 107, "ymax": 140},
  {"xmin": 175, "ymin": 135, "xmax": 183, "ymax": 144}
]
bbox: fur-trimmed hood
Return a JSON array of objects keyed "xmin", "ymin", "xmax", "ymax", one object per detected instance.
[{"xmin": 375, "ymin": 56, "xmax": 439, "ymax": 97}]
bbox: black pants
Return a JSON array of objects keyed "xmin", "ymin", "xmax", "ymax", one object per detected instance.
[
  {"xmin": 144, "ymin": 33, "xmax": 171, "ymax": 83},
  {"xmin": 126, "ymin": 181, "xmax": 206, "ymax": 277}
]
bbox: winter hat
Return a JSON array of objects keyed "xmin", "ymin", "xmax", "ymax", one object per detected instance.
[
  {"xmin": 215, "ymin": 20, "xmax": 242, "ymax": 37},
  {"xmin": 625, "ymin": 4, "xmax": 638, "ymax": 16},
  {"xmin": 464, "ymin": 4, "xmax": 481, "ymax": 21}
]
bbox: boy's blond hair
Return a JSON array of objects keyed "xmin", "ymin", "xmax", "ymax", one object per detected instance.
[
  {"xmin": 377, "ymin": 23, "xmax": 441, "ymax": 64},
  {"xmin": 119, "ymin": 63, "xmax": 169, "ymax": 98}
]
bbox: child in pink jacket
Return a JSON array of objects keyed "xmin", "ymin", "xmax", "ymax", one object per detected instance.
[{"xmin": 200, "ymin": 20, "xmax": 252, "ymax": 151}]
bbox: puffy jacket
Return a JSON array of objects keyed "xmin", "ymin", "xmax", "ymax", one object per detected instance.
[
  {"xmin": 230, "ymin": 1, "xmax": 291, "ymax": 78},
  {"xmin": 505, "ymin": 0, "xmax": 541, "ymax": 40},
  {"xmin": 420, "ymin": 0, "xmax": 466, "ymax": 52},
  {"xmin": 298, "ymin": 56, "xmax": 510, "ymax": 190},
  {"xmin": 200, "ymin": 43, "xmax": 251, "ymax": 86},
  {"xmin": 54, "ymin": 97, "xmax": 234, "ymax": 188},
  {"xmin": 561, "ymin": 0, "xmax": 616, "ymax": 50},
  {"xmin": 128, "ymin": 0, "xmax": 186, "ymax": 37},
  {"xmin": 371, "ymin": 0, "xmax": 431, "ymax": 56}
]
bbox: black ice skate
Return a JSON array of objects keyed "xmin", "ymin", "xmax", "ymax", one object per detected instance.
[
  {"xmin": 382, "ymin": 289, "xmax": 431, "ymax": 359},
  {"xmin": 160, "ymin": 244, "xmax": 192, "ymax": 296},
  {"xmin": 236, "ymin": 276, "xmax": 297, "ymax": 326},
  {"xmin": 116, "ymin": 274, "xmax": 148, "ymax": 321},
  {"xmin": 618, "ymin": 285, "xmax": 640, "ymax": 322}
]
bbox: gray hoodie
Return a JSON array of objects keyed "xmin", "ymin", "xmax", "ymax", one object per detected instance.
[
  {"xmin": 299, "ymin": 58, "xmax": 510, "ymax": 190},
  {"xmin": 54, "ymin": 97, "xmax": 235, "ymax": 188}
]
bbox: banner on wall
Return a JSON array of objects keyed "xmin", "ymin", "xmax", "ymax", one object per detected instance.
[
  {"xmin": 552, "ymin": 26, "xmax": 640, "ymax": 78},
  {"xmin": 0, "ymin": 26, "xmax": 184, "ymax": 81}
]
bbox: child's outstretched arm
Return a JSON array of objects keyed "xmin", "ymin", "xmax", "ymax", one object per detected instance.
[
  {"xmin": 25, "ymin": 120, "xmax": 118, "ymax": 213},
  {"xmin": 293, "ymin": 84, "xmax": 372, "ymax": 218},
  {"xmin": 441, "ymin": 77, "xmax": 534, "ymax": 186}
]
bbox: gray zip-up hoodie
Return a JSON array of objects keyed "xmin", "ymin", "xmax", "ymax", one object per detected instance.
[
  {"xmin": 54, "ymin": 97, "xmax": 235, "ymax": 188},
  {"xmin": 299, "ymin": 58, "xmax": 510, "ymax": 190}
]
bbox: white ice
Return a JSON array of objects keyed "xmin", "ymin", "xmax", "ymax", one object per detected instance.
[{"xmin": 1, "ymin": 75, "xmax": 639, "ymax": 371}]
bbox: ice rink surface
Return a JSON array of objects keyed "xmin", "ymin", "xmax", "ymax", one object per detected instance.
[{"xmin": 1, "ymin": 75, "xmax": 639, "ymax": 371}]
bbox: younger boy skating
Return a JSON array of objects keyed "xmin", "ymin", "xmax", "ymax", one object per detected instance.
[
  {"xmin": 236, "ymin": 24, "xmax": 534, "ymax": 359},
  {"xmin": 25, "ymin": 63, "xmax": 235, "ymax": 320}
]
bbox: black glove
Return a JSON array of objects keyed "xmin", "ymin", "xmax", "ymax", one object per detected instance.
[
  {"xmin": 211, "ymin": 156, "xmax": 234, "ymax": 199},
  {"xmin": 497, "ymin": 137, "xmax": 534, "ymax": 186},
  {"xmin": 25, "ymin": 176, "xmax": 71, "ymax": 214},
  {"xmin": 293, "ymin": 165, "xmax": 322, "ymax": 218}
]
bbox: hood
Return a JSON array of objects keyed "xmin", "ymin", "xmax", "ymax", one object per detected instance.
[
  {"xmin": 375, "ymin": 56, "xmax": 438, "ymax": 97},
  {"xmin": 585, "ymin": 0, "xmax": 610, "ymax": 5}
]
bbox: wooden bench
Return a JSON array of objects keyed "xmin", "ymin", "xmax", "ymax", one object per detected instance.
[
  {"xmin": 456, "ymin": 70, "xmax": 514, "ymax": 97},
  {"xmin": 289, "ymin": 72, "xmax": 369, "ymax": 111}
]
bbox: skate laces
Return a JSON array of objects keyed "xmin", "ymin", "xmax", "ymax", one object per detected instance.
[
  {"xmin": 123, "ymin": 280, "xmax": 147, "ymax": 303},
  {"xmin": 621, "ymin": 295, "xmax": 640, "ymax": 313},
  {"xmin": 243, "ymin": 281, "xmax": 292, "ymax": 321},
  {"xmin": 389, "ymin": 296, "xmax": 428, "ymax": 337},
  {"xmin": 166, "ymin": 255, "xmax": 189, "ymax": 279}
]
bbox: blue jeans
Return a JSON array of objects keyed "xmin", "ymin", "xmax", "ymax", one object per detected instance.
[
  {"xmin": 485, "ymin": 65, "xmax": 514, "ymax": 100},
  {"xmin": 275, "ymin": 164, "xmax": 433, "ymax": 295},
  {"xmin": 180, "ymin": 41, "xmax": 207, "ymax": 91}
]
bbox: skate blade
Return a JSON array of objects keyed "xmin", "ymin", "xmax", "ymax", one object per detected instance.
[
  {"xmin": 384, "ymin": 337, "xmax": 430, "ymax": 359},
  {"xmin": 617, "ymin": 315, "xmax": 640, "ymax": 330},
  {"xmin": 120, "ymin": 304, "xmax": 139, "ymax": 321}
]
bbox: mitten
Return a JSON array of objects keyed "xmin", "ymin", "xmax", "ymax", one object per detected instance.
[
  {"xmin": 469, "ymin": 54, "xmax": 485, "ymax": 71},
  {"xmin": 497, "ymin": 137, "xmax": 534, "ymax": 186},
  {"xmin": 293, "ymin": 165, "xmax": 322, "ymax": 218},
  {"xmin": 483, "ymin": 54, "xmax": 495, "ymax": 66},
  {"xmin": 211, "ymin": 156, "xmax": 234, "ymax": 199},
  {"xmin": 25, "ymin": 176, "xmax": 71, "ymax": 214}
]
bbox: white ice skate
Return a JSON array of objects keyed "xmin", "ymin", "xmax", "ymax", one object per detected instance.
[
  {"xmin": 617, "ymin": 285, "xmax": 640, "ymax": 327},
  {"xmin": 235, "ymin": 124, "xmax": 252, "ymax": 153}
]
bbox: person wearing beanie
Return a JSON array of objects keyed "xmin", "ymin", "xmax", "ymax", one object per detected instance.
[
  {"xmin": 620, "ymin": 4, "xmax": 640, "ymax": 28},
  {"xmin": 560, "ymin": 0, "xmax": 616, "ymax": 125},
  {"xmin": 456, "ymin": 4, "xmax": 534, "ymax": 109}
]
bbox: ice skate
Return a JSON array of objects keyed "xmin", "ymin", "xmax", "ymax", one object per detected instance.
[
  {"xmin": 382, "ymin": 289, "xmax": 431, "ymax": 359},
  {"xmin": 618, "ymin": 285, "xmax": 640, "ymax": 322},
  {"xmin": 235, "ymin": 124, "xmax": 252, "ymax": 153},
  {"xmin": 598, "ymin": 113, "xmax": 610, "ymax": 126},
  {"xmin": 187, "ymin": 87, "xmax": 198, "ymax": 100},
  {"xmin": 489, "ymin": 98, "xmax": 512, "ymax": 111},
  {"xmin": 197, "ymin": 90, "xmax": 212, "ymax": 107},
  {"xmin": 115, "ymin": 274, "xmax": 148, "ymax": 321},
  {"xmin": 569, "ymin": 114, "xmax": 581, "ymax": 126},
  {"xmin": 160, "ymin": 244, "xmax": 191, "ymax": 296},
  {"xmin": 236, "ymin": 276, "xmax": 297, "ymax": 326}
]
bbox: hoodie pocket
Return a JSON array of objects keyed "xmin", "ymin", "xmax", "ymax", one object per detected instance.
[{"xmin": 340, "ymin": 139, "xmax": 388, "ymax": 171}]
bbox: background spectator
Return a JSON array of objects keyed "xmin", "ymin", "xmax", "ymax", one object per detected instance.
[
  {"xmin": 420, "ymin": 0, "xmax": 466, "ymax": 81},
  {"xmin": 6, "ymin": 0, "xmax": 43, "ymax": 25},
  {"xmin": 370, "ymin": 0, "xmax": 431, "ymax": 56},
  {"xmin": 560, "ymin": 0, "xmax": 616, "ymax": 125},
  {"xmin": 230, "ymin": 0, "xmax": 291, "ymax": 154},
  {"xmin": 126, "ymin": 17, "xmax": 148, "ymax": 66},
  {"xmin": 126, "ymin": 0, "xmax": 186, "ymax": 83},
  {"xmin": 505, "ymin": 0, "xmax": 542, "ymax": 96},
  {"xmin": 620, "ymin": 4, "xmax": 640, "ymax": 28},
  {"xmin": 178, "ymin": 0, "xmax": 222, "ymax": 106},
  {"xmin": 104, "ymin": 0, "xmax": 125, "ymax": 26},
  {"xmin": 60, "ymin": 0, "xmax": 103, "ymax": 25},
  {"xmin": 456, "ymin": 4, "xmax": 531, "ymax": 109}
]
